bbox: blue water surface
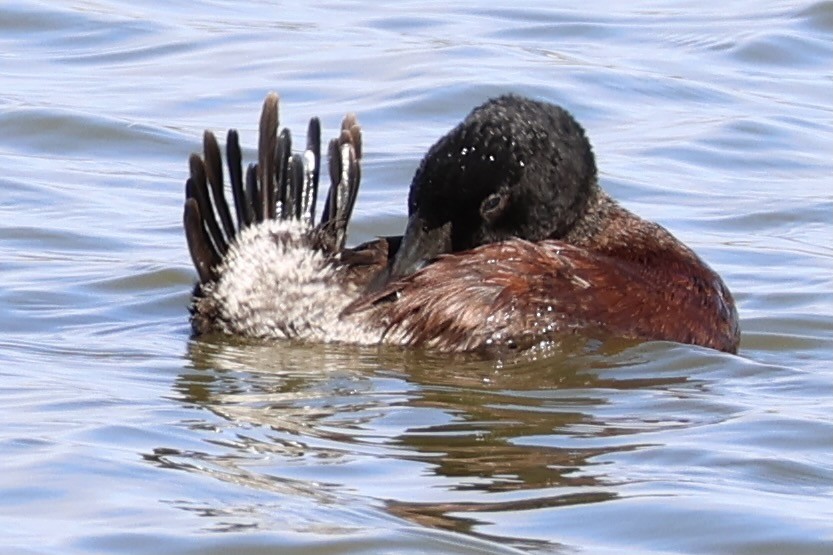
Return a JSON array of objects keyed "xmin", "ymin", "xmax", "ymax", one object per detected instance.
[{"xmin": 0, "ymin": 1, "xmax": 830, "ymax": 554}]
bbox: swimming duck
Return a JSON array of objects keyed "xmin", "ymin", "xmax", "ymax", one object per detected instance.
[{"xmin": 184, "ymin": 93, "xmax": 740, "ymax": 354}]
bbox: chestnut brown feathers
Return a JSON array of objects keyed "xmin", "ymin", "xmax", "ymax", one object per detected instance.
[{"xmin": 184, "ymin": 94, "xmax": 740, "ymax": 354}]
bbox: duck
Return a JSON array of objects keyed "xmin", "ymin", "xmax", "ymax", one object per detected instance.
[{"xmin": 183, "ymin": 93, "xmax": 740, "ymax": 354}]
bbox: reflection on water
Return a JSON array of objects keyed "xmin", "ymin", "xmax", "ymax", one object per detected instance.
[
  {"xmin": 0, "ymin": 0, "xmax": 830, "ymax": 553},
  {"xmin": 162, "ymin": 338, "xmax": 735, "ymax": 549}
]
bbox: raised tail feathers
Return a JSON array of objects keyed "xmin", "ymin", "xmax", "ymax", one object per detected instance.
[
  {"xmin": 317, "ymin": 113, "xmax": 362, "ymax": 253},
  {"xmin": 184, "ymin": 94, "xmax": 363, "ymax": 286}
]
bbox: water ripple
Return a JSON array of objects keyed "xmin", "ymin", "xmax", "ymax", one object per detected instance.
[{"xmin": 0, "ymin": 1, "xmax": 830, "ymax": 554}]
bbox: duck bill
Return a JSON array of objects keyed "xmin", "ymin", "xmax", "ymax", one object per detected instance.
[{"xmin": 388, "ymin": 214, "xmax": 452, "ymax": 281}]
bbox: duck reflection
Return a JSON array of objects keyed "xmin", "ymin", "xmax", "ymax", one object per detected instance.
[{"xmin": 169, "ymin": 337, "xmax": 690, "ymax": 541}]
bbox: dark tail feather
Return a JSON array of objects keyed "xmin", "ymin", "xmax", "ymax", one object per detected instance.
[
  {"xmin": 203, "ymin": 131, "xmax": 235, "ymax": 240},
  {"xmin": 226, "ymin": 129, "xmax": 247, "ymax": 230},
  {"xmin": 276, "ymin": 128, "xmax": 292, "ymax": 219},
  {"xmin": 342, "ymin": 114, "xmax": 362, "ymax": 221},
  {"xmin": 183, "ymin": 195, "xmax": 220, "ymax": 284},
  {"xmin": 287, "ymin": 153, "xmax": 305, "ymax": 219},
  {"xmin": 304, "ymin": 118, "xmax": 321, "ymax": 225},
  {"xmin": 321, "ymin": 137, "xmax": 337, "ymax": 226},
  {"xmin": 184, "ymin": 94, "xmax": 363, "ymax": 288},
  {"xmin": 188, "ymin": 153, "xmax": 228, "ymax": 256},
  {"xmin": 319, "ymin": 113, "xmax": 362, "ymax": 251},
  {"xmin": 246, "ymin": 163, "xmax": 260, "ymax": 223},
  {"xmin": 258, "ymin": 93, "xmax": 279, "ymax": 221}
]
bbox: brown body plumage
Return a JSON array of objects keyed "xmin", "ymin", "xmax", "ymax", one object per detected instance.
[{"xmin": 183, "ymin": 93, "xmax": 740, "ymax": 354}]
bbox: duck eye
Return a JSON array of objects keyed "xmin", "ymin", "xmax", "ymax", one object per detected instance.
[{"xmin": 480, "ymin": 193, "xmax": 507, "ymax": 223}]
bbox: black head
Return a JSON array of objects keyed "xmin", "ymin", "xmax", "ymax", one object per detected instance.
[{"xmin": 387, "ymin": 94, "xmax": 599, "ymax": 281}]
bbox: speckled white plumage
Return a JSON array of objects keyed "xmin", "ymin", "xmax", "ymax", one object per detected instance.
[{"xmin": 198, "ymin": 219, "xmax": 382, "ymax": 345}]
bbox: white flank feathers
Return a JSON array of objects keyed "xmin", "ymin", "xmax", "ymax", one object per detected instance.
[{"xmin": 203, "ymin": 219, "xmax": 381, "ymax": 345}]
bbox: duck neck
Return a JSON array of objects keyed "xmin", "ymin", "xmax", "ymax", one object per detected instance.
[
  {"xmin": 562, "ymin": 185, "xmax": 703, "ymax": 271},
  {"xmin": 561, "ymin": 186, "xmax": 619, "ymax": 247}
]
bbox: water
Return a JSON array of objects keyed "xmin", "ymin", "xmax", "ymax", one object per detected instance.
[{"xmin": 1, "ymin": 1, "xmax": 830, "ymax": 553}]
